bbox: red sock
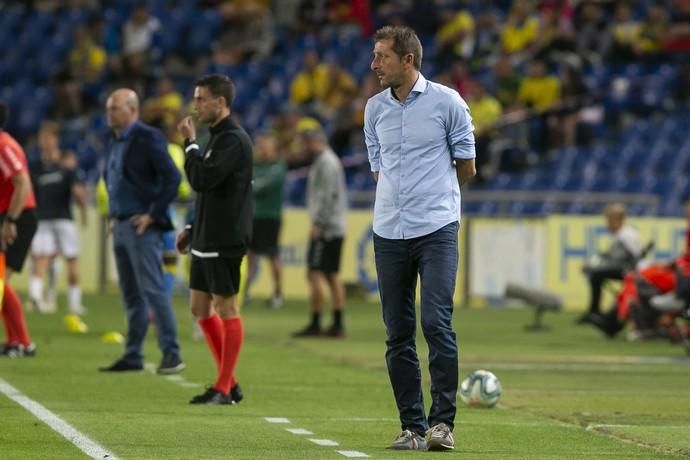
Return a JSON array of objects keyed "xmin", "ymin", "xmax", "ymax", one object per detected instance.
[
  {"xmin": 199, "ymin": 314, "xmax": 223, "ymax": 373},
  {"xmin": 214, "ymin": 317, "xmax": 243, "ymax": 395},
  {"xmin": 3, "ymin": 286, "xmax": 31, "ymax": 345},
  {"xmin": 1, "ymin": 301, "xmax": 17, "ymax": 344}
]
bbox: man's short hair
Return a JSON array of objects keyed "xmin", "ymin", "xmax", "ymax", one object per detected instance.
[
  {"xmin": 604, "ymin": 203, "xmax": 626, "ymax": 220},
  {"xmin": 374, "ymin": 25, "xmax": 423, "ymax": 70},
  {"xmin": 195, "ymin": 74, "xmax": 235, "ymax": 108},
  {"xmin": 0, "ymin": 101, "xmax": 7, "ymax": 130}
]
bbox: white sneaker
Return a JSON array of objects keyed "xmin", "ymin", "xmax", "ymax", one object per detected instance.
[
  {"xmin": 69, "ymin": 304, "xmax": 87, "ymax": 316},
  {"xmin": 426, "ymin": 423, "xmax": 455, "ymax": 451},
  {"xmin": 270, "ymin": 295, "xmax": 284, "ymax": 309}
]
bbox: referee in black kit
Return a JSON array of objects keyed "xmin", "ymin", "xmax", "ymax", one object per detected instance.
[{"xmin": 176, "ymin": 74, "xmax": 253, "ymax": 404}]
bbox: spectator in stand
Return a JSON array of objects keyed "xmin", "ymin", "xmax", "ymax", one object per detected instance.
[
  {"xmin": 68, "ymin": 24, "xmax": 107, "ymax": 109},
  {"xmin": 575, "ymin": 2, "xmax": 611, "ymax": 66},
  {"xmin": 466, "ymin": 82, "xmax": 502, "ymax": 182},
  {"xmin": 447, "ymin": 61, "xmax": 475, "ymax": 98},
  {"xmin": 500, "ymin": 0, "xmax": 539, "ymax": 60},
  {"xmin": 558, "ymin": 66, "xmax": 592, "ymax": 147},
  {"xmin": 533, "ymin": 0, "xmax": 576, "ymax": 64},
  {"xmin": 492, "ymin": 55, "xmax": 521, "ymax": 109},
  {"xmin": 517, "ymin": 59, "xmax": 561, "ymax": 114},
  {"xmin": 121, "ymin": 4, "xmax": 160, "ymax": 86},
  {"xmin": 664, "ymin": 0, "xmax": 690, "ymax": 52},
  {"xmin": 271, "ymin": 106, "xmax": 322, "ymax": 168},
  {"xmin": 608, "ymin": 2, "xmax": 641, "ymax": 63},
  {"xmin": 290, "ymin": 50, "xmax": 329, "ymax": 110},
  {"xmin": 216, "ymin": 1, "xmax": 274, "ymax": 62},
  {"xmin": 142, "ymin": 78, "xmax": 184, "ymax": 130},
  {"xmin": 321, "ymin": 61, "xmax": 358, "ymax": 118},
  {"xmin": 517, "ymin": 59, "xmax": 561, "ymax": 154},
  {"xmin": 69, "ymin": 25, "xmax": 107, "ymax": 85},
  {"xmin": 471, "ymin": 8, "xmax": 501, "ymax": 67},
  {"xmin": 634, "ymin": 5, "xmax": 669, "ymax": 59},
  {"xmin": 435, "ymin": 7, "xmax": 475, "ymax": 69}
]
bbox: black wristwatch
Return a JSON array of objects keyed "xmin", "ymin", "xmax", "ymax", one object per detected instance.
[{"xmin": 5, "ymin": 215, "xmax": 18, "ymax": 224}]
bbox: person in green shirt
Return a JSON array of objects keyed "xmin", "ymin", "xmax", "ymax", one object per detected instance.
[{"xmin": 245, "ymin": 132, "xmax": 287, "ymax": 308}]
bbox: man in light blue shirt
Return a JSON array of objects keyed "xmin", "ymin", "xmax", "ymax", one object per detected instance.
[{"xmin": 363, "ymin": 25, "xmax": 476, "ymax": 452}]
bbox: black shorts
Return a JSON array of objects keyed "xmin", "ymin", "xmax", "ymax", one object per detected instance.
[
  {"xmin": 1, "ymin": 210, "xmax": 37, "ymax": 273},
  {"xmin": 190, "ymin": 256, "xmax": 242, "ymax": 296},
  {"xmin": 250, "ymin": 218, "xmax": 281, "ymax": 257},
  {"xmin": 307, "ymin": 236, "xmax": 343, "ymax": 274}
]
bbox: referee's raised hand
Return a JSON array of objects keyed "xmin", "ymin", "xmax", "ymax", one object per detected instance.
[{"xmin": 177, "ymin": 116, "xmax": 196, "ymax": 141}]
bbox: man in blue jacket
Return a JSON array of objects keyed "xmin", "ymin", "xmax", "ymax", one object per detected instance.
[{"xmin": 100, "ymin": 88, "xmax": 185, "ymax": 374}]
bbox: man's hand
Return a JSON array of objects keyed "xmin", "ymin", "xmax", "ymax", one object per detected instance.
[
  {"xmin": 176, "ymin": 228, "xmax": 192, "ymax": 254},
  {"xmin": 373, "ymin": 171, "xmax": 379, "ymax": 183},
  {"xmin": 310, "ymin": 224, "xmax": 321, "ymax": 241},
  {"xmin": 130, "ymin": 214, "xmax": 153, "ymax": 235},
  {"xmin": 177, "ymin": 116, "xmax": 196, "ymax": 141},
  {"xmin": 1, "ymin": 221, "xmax": 17, "ymax": 250}
]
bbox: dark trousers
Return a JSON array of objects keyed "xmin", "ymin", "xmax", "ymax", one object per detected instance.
[
  {"xmin": 588, "ymin": 266, "xmax": 624, "ymax": 314},
  {"xmin": 373, "ymin": 221, "xmax": 459, "ymax": 435},
  {"xmin": 112, "ymin": 220, "xmax": 180, "ymax": 364}
]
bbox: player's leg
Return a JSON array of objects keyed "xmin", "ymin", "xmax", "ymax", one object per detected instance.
[
  {"xmin": 267, "ymin": 218, "xmax": 283, "ymax": 308},
  {"xmin": 294, "ymin": 237, "xmax": 326, "ymax": 336},
  {"xmin": 323, "ymin": 237, "xmax": 345, "ymax": 337},
  {"xmin": 1, "ymin": 211, "xmax": 38, "ymax": 357},
  {"xmin": 189, "ymin": 259, "xmax": 220, "ymax": 371},
  {"xmin": 28, "ymin": 220, "xmax": 57, "ymax": 312},
  {"xmin": 268, "ymin": 253, "xmax": 284, "ymax": 308},
  {"xmin": 190, "ymin": 257, "xmax": 243, "ymax": 405},
  {"xmin": 58, "ymin": 219, "xmax": 84, "ymax": 315},
  {"xmin": 243, "ymin": 249, "xmax": 256, "ymax": 306}
]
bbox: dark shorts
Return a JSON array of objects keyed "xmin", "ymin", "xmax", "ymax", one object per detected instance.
[
  {"xmin": 190, "ymin": 256, "xmax": 242, "ymax": 296},
  {"xmin": 1, "ymin": 210, "xmax": 37, "ymax": 272},
  {"xmin": 250, "ymin": 217, "xmax": 281, "ymax": 257},
  {"xmin": 307, "ymin": 236, "xmax": 343, "ymax": 274}
]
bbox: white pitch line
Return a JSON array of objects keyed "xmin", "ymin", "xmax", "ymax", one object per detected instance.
[
  {"xmin": 309, "ymin": 439, "xmax": 339, "ymax": 446},
  {"xmin": 179, "ymin": 382, "xmax": 202, "ymax": 389},
  {"xmin": 165, "ymin": 375, "xmax": 184, "ymax": 382},
  {"xmin": 265, "ymin": 417, "xmax": 290, "ymax": 424},
  {"xmin": 0, "ymin": 378, "xmax": 118, "ymax": 460},
  {"xmin": 586, "ymin": 424, "xmax": 636, "ymax": 431},
  {"xmin": 285, "ymin": 428, "xmax": 313, "ymax": 435},
  {"xmin": 337, "ymin": 451, "xmax": 369, "ymax": 458}
]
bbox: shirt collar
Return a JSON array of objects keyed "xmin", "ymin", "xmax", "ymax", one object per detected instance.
[
  {"xmin": 388, "ymin": 72, "xmax": 428, "ymax": 102},
  {"xmin": 209, "ymin": 116, "xmax": 234, "ymax": 135},
  {"xmin": 116, "ymin": 121, "xmax": 137, "ymax": 141}
]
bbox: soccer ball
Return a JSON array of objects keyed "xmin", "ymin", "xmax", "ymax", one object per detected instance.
[{"xmin": 459, "ymin": 370, "xmax": 502, "ymax": 408}]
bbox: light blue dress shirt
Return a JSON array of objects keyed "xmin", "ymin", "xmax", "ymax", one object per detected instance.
[{"xmin": 364, "ymin": 73, "xmax": 476, "ymax": 240}]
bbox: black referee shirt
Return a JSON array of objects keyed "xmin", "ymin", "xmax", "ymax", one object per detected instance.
[{"xmin": 184, "ymin": 116, "xmax": 253, "ymax": 258}]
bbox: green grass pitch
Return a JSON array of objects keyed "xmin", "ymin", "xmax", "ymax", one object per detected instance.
[{"xmin": 1, "ymin": 292, "xmax": 690, "ymax": 459}]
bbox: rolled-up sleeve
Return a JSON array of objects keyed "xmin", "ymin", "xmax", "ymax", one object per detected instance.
[
  {"xmin": 446, "ymin": 92, "xmax": 476, "ymax": 160},
  {"xmin": 363, "ymin": 100, "xmax": 381, "ymax": 172}
]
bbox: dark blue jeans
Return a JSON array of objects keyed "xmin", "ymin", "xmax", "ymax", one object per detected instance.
[
  {"xmin": 112, "ymin": 220, "xmax": 181, "ymax": 365},
  {"xmin": 374, "ymin": 221, "xmax": 459, "ymax": 435}
]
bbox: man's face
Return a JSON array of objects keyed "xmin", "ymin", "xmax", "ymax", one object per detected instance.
[
  {"xmin": 106, "ymin": 95, "xmax": 135, "ymax": 131},
  {"xmin": 371, "ymin": 39, "xmax": 406, "ymax": 89},
  {"xmin": 256, "ymin": 136, "xmax": 276, "ymax": 162},
  {"xmin": 38, "ymin": 129, "xmax": 59, "ymax": 156},
  {"xmin": 193, "ymin": 86, "xmax": 223, "ymax": 124}
]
